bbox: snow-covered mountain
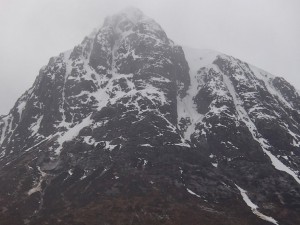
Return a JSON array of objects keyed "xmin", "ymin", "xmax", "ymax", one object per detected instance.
[{"xmin": 0, "ymin": 8, "xmax": 300, "ymax": 225}]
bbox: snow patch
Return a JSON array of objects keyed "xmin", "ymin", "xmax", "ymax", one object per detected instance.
[
  {"xmin": 105, "ymin": 141, "xmax": 118, "ymax": 151},
  {"xmin": 139, "ymin": 144, "xmax": 153, "ymax": 147},
  {"xmin": 235, "ymin": 184, "xmax": 278, "ymax": 225},
  {"xmin": 174, "ymin": 142, "xmax": 191, "ymax": 148},
  {"xmin": 187, "ymin": 188, "xmax": 201, "ymax": 198},
  {"xmin": 263, "ymin": 149, "xmax": 300, "ymax": 185},
  {"xmin": 28, "ymin": 167, "xmax": 47, "ymax": 196},
  {"xmin": 16, "ymin": 101, "xmax": 26, "ymax": 119},
  {"xmin": 0, "ymin": 151, "xmax": 5, "ymax": 159},
  {"xmin": 212, "ymin": 163, "xmax": 218, "ymax": 168},
  {"xmin": 0, "ymin": 116, "xmax": 9, "ymax": 145},
  {"xmin": 29, "ymin": 116, "xmax": 43, "ymax": 136},
  {"xmin": 55, "ymin": 114, "xmax": 93, "ymax": 155},
  {"xmin": 68, "ymin": 169, "xmax": 73, "ymax": 176}
]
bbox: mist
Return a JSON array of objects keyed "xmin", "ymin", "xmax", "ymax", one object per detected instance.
[{"xmin": 0, "ymin": 0, "xmax": 299, "ymax": 114}]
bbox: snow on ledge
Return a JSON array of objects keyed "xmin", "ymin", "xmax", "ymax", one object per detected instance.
[
  {"xmin": 187, "ymin": 188, "xmax": 201, "ymax": 198},
  {"xmin": 139, "ymin": 144, "xmax": 154, "ymax": 147},
  {"xmin": 212, "ymin": 163, "xmax": 218, "ymax": 168},
  {"xmin": 174, "ymin": 142, "xmax": 191, "ymax": 148},
  {"xmin": 235, "ymin": 184, "xmax": 279, "ymax": 225}
]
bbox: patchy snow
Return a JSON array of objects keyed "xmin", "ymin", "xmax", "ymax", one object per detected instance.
[
  {"xmin": 282, "ymin": 156, "xmax": 288, "ymax": 160},
  {"xmin": 29, "ymin": 116, "xmax": 43, "ymax": 136},
  {"xmin": 179, "ymin": 167, "xmax": 183, "ymax": 175},
  {"xmin": 250, "ymin": 66, "xmax": 294, "ymax": 110},
  {"xmin": 55, "ymin": 114, "xmax": 93, "ymax": 155},
  {"xmin": 0, "ymin": 115, "xmax": 9, "ymax": 145},
  {"xmin": 0, "ymin": 151, "xmax": 5, "ymax": 159},
  {"xmin": 90, "ymin": 71, "xmax": 169, "ymax": 113},
  {"xmin": 292, "ymin": 139, "xmax": 300, "ymax": 147},
  {"xmin": 284, "ymin": 126, "xmax": 300, "ymax": 147},
  {"xmin": 16, "ymin": 101, "xmax": 26, "ymax": 119},
  {"xmin": 105, "ymin": 141, "xmax": 118, "ymax": 151},
  {"xmin": 142, "ymin": 159, "xmax": 148, "ymax": 167},
  {"xmin": 80, "ymin": 172, "xmax": 87, "ymax": 180},
  {"xmin": 28, "ymin": 166, "xmax": 47, "ymax": 195},
  {"xmin": 212, "ymin": 163, "xmax": 218, "ymax": 168},
  {"xmin": 235, "ymin": 184, "xmax": 278, "ymax": 225},
  {"xmin": 222, "ymin": 70, "xmax": 300, "ymax": 185},
  {"xmin": 82, "ymin": 136, "xmax": 96, "ymax": 145}
]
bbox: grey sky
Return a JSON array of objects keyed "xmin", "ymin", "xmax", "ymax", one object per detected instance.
[{"xmin": 0, "ymin": 0, "xmax": 299, "ymax": 115}]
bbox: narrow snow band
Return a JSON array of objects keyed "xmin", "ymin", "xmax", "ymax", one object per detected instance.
[
  {"xmin": 186, "ymin": 188, "xmax": 201, "ymax": 198},
  {"xmin": 235, "ymin": 184, "xmax": 278, "ymax": 225},
  {"xmin": 262, "ymin": 149, "xmax": 300, "ymax": 185}
]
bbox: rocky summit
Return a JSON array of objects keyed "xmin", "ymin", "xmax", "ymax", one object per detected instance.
[{"xmin": 0, "ymin": 8, "xmax": 300, "ymax": 225}]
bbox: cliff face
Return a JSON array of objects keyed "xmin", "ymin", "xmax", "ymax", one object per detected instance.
[{"xmin": 0, "ymin": 8, "xmax": 299, "ymax": 225}]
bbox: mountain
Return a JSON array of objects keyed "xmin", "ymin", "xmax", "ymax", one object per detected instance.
[{"xmin": 0, "ymin": 7, "xmax": 300, "ymax": 225}]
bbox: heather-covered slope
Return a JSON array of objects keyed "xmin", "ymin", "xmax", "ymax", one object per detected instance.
[{"xmin": 0, "ymin": 8, "xmax": 299, "ymax": 225}]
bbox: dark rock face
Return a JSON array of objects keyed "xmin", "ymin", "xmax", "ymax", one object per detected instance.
[{"xmin": 0, "ymin": 8, "xmax": 300, "ymax": 225}]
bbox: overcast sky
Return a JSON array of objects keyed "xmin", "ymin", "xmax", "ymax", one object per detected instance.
[{"xmin": 0, "ymin": 0, "xmax": 299, "ymax": 115}]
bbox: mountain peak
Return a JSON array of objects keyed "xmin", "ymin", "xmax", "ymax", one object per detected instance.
[
  {"xmin": 101, "ymin": 7, "xmax": 165, "ymax": 39},
  {"xmin": 119, "ymin": 6, "xmax": 144, "ymax": 21},
  {"xmin": 1, "ymin": 8, "xmax": 300, "ymax": 225},
  {"xmin": 103, "ymin": 7, "xmax": 146, "ymax": 27}
]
